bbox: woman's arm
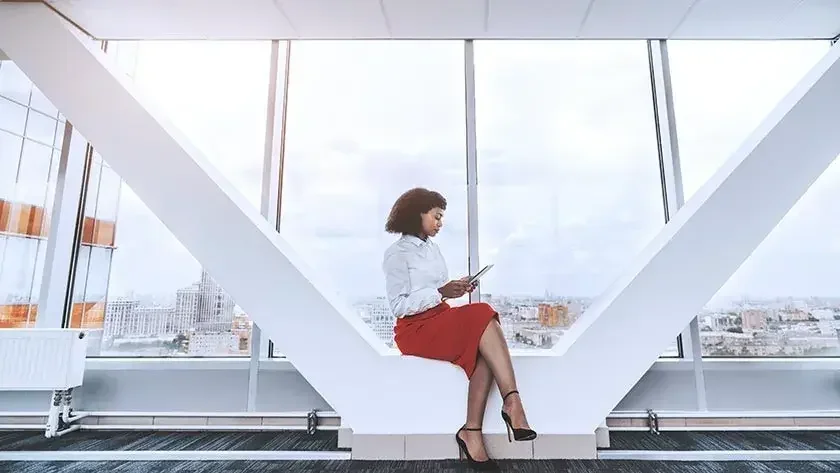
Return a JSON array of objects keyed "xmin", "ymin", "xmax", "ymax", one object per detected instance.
[{"xmin": 383, "ymin": 250, "xmax": 442, "ymax": 317}]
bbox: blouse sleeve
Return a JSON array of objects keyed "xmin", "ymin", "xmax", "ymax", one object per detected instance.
[{"xmin": 383, "ymin": 250, "xmax": 442, "ymax": 317}]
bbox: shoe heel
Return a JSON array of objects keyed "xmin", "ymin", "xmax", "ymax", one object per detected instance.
[{"xmin": 501, "ymin": 411, "xmax": 513, "ymax": 443}]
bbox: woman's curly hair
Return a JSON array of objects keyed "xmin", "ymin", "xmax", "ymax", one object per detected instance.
[{"xmin": 385, "ymin": 188, "xmax": 447, "ymax": 235}]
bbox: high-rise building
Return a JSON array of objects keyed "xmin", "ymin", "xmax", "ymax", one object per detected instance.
[{"xmin": 175, "ymin": 270, "xmax": 235, "ymax": 334}]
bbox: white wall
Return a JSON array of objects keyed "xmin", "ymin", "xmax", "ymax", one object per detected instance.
[
  {"xmin": 3, "ymin": 360, "xmax": 839, "ymax": 416},
  {"xmin": 616, "ymin": 360, "xmax": 840, "ymax": 412},
  {"xmin": 0, "ymin": 360, "xmax": 329, "ymax": 413}
]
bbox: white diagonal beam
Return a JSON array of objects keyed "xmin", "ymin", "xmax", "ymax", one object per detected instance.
[
  {"xmin": 547, "ymin": 41, "xmax": 840, "ymax": 431},
  {"xmin": 0, "ymin": 2, "xmax": 388, "ymax": 428}
]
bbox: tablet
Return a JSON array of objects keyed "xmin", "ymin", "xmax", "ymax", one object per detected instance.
[{"xmin": 468, "ymin": 264, "xmax": 494, "ymax": 284}]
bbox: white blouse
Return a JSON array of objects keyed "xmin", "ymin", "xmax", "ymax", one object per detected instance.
[{"xmin": 382, "ymin": 234, "xmax": 448, "ymax": 318}]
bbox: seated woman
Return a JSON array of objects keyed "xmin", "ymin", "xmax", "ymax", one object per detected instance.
[{"xmin": 382, "ymin": 187, "xmax": 537, "ymax": 470}]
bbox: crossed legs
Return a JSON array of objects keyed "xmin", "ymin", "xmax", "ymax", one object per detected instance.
[{"xmin": 457, "ymin": 319, "xmax": 532, "ymax": 461}]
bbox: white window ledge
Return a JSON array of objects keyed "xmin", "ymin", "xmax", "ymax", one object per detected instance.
[
  {"xmin": 82, "ymin": 357, "xmax": 840, "ymax": 372},
  {"xmin": 650, "ymin": 357, "xmax": 840, "ymax": 371},
  {"xmin": 85, "ymin": 357, "xmax": 295, "ymax": 371}
]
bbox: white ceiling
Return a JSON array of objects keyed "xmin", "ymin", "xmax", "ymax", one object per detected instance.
[{"xmin": 45, "ymin": 0, "xmax": 840, "ymax": 40}]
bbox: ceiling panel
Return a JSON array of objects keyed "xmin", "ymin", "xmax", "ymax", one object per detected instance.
[
  {"xmin": 579, "ymin": 0, "xmax": 696, "ymax": 38},
  {"xmin": 486, "ymin": 0, "xmax": 591, "ymax": 38},
  {"xmin": 382, "ymin": 0, "xmax": 485, "ymax": 38},
  {"xmin": 39, "ymin": 0, "xmax": 840, "ymax": 40},
  {"xmin": 673, "ymin": 0, "xmax": 804, "ymax": 39},
  {"xmin": 774, "ymin": 0, "xmax": 840, "ymax": 39},
  {"xmin": 0, "ymin": 49, "xmax": 8, "ymax": 62},
  {"xmin": 277, "ymin": 0, "xmax": 388, "ymax": 38},
  {"xmin": 48, "ymin": 0, "xmax": 296, "ymax": 40}
]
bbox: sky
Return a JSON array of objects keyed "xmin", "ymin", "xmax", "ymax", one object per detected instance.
[{"xmin": 73, "ymin": 38, "xmax": 840, "ymax": 309}]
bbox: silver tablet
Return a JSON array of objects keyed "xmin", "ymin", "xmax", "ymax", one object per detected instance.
[{"xmin": 468, "ymin": 264, "xmax": 494, "ymax": 284}]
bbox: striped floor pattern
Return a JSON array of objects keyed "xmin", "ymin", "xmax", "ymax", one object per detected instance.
[
  {"xmin": 606, "ymin": 431, "xmax": 840, "ymax": 451},
  {"xmin": 0, "ymin": 431, "xmax": 339, "ymax": 452},
  {"xmin": 1, "ymin": 460, "xmax": 838, "ymax": 472}
]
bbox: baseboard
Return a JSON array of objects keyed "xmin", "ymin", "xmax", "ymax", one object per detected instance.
[
  {"xmin": 607, "ymin": 414, "xmax": 840, "ymax": 430},
  {"xmin": 0, "ymin": 411, "xmax": 340, "ymax": 431},
  {"xmin": 351, "ymin": 433, "xmax": 597, "ymax": 460}
]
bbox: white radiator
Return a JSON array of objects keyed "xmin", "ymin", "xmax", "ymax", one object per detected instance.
[
  {"xmin": 0, "ymin": 329, "xmax": 92, "ymax": 391},
  {"xmin": 0, "ymin": 329, "xmax": 98, "ymax": 437}
]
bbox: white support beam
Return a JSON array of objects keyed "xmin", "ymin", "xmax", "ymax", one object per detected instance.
[
  {"xmin": 36, "ymin": 124, "xmax": 88, "ymax": 328},
  {"xmin": 549, "ymin": 40, "xmax": 840, "ymax": 431},
  {"xmin": 648, "ymin": 39, "xmax": 707, "ymax": 410},
  {"xmin": 464, "ymin": 40, "xmax": 480, "ymax": 302},
  {"xmin": 5, "ymin": 2, "xmax": 840, "ymax": 444}
]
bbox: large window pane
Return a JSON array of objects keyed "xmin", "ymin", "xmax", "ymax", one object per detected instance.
[
  {"xmin": 0, "ymin": 237, "xmax": 39, "ymax": 328},
  {"xmin": 0, "ymin": 130, "xmax": 22, "ymax": 201},
  {"xmin": 0, "ymin": 96, "xmax": 27, "ymax": 136},
  {"xmin": 0, "ymin": 61, "xmax": 32, "ymax": 105},
  {"xmin": 669, "ymin": 40, "xmax": 833, "ymax": 357},
  {"xmin": 280, "ymin": 41, "xmax": 468, "ymax": 348},
  {"xmin": 24, "ymin": 109, "xmax": 59, "ymax": 146},
  {"xmin": 474, "ymin": 41, "xmax": 664, "ymax": 350},
  {"xmin": 671, "ymin": 41, "xmax": 829, "ymax": 201},
  {"xmin": 0, "ymin": 60, "xmax": 62, "ymax": 328},
  {"xmin": 15, "ymin": 139, "xmax": 53, "ymax": 207},
  {"xmin": 71, "ymin": 42, "xmax": 272, "ymax": 356}
]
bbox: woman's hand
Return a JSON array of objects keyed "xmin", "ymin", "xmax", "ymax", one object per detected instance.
[
  {"xmin": 438, "ymin": 279, "xmax": 471, "ymax": 298},
  {"xmin": 460, "ymin": 276, "xmax": 478, "ymax": 293}
]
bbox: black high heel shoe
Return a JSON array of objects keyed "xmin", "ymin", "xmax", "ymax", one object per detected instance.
[
  {"xmin": 455, "ymin": 426, "xmax": 499, "ymax": 470},
  {"xmin": 501, "ymin": 390, "xmax": 538, "ymax": 442}
]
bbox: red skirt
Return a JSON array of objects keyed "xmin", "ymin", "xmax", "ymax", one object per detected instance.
[{"xmin": 394, "ymin": 302, "xmax": 498, "ymax": 379}]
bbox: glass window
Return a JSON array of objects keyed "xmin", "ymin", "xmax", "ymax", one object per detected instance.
[
  {"xmin": 0, "ymin": 95, "xmax": 27, "ymax": 136},
  {"xmin": 0, "ymin": 130, "xmax": 22, "ymax": 201},
  {"xmin": 15, "ymin": 139, "xmax": 53, "ymax": 207},
  {"xmin": 71, "ymin": 41, "xmax": 272, "ymax": 356},
  {"xmin": 0, "ymin": 63, "xmax": 57, "ymax": 329},
  {"xmin": 24, "ymin": 109, "xmax": 58, "ymax": 146},
  {"xmin": 0, "ymin": 61, "xmax": 32, "ymax": 105},
  {"xmin": 72, "ymin": 245, "xmax": 91, "ymax": 305},
  {"xmin": 670, "ymin": 41, "xmax": 830, "ymax": 201},
  {"xmin": 0, "ymin": 237, "xmax": 39, "ymax": 326},
  {"xmin": 131, "ymin": 41, "xmax": 271, "ymax": 210},
  {"xmin": 280, "ymin": 41, "xmax": 468, "ymax": 348},
  {"xmin": 94, "ymin": 164, "xmax": 121, "ymax": 222},
  {"xmin": 29, "ymin": 86, "xmax": 58, "ymax": 118},
  {"xmin": 29, "ymin": 239, "xmax": 47, "ymax": 305},
  {"xmin": 84, "ymin": 158, "xmax": 102, "ymax": 218},
  {"xmin": 473, "ymin": 41, "xmax": 665, "ymax": 350},
  {"xmin": 669, "ymin": 40, "xmax": 834, "ymax": 357}
]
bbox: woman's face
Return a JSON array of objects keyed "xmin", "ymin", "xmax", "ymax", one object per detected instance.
[{"xmin": 420, "ymin": 207, "xmax": 444, "ymax": 238}]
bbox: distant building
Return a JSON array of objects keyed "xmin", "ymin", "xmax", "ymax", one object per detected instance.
[
  {"xmin": 741, "ymin": 309, "xmax": 768, "ymax": 332},
  {"xmin": 358, "ymin": 298, "xmax": 395, "ymax": 346},
  {"xmin": 187, "ymin": 331, "xmax": 239, "ymax": 356}
]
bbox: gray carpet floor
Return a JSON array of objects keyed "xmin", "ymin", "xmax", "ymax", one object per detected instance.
[
  {"xmin": 0, "ymin": 431, "xmax": 339, "ymax": 452},
  {"xmin": 1, "ymin": 460, "xmax": 839, "ymax": 472},
  {"xmin": 606, "ymin": 431, "xmax": 840, "ymax": 451}
]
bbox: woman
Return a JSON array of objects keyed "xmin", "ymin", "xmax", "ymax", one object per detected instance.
[{"xmin": 382, "ymin": 187, "xmax": 537, "ymax": 470}]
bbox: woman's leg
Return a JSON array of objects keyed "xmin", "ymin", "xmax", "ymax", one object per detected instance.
[
  {"xmin": 478, "ymin": 319, "xmax": 531, "ymax": 430},
  {"xmin": 459, "ymin": 354, "xmax": 494, "ymax": 461}
]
